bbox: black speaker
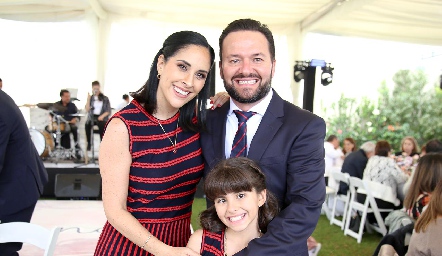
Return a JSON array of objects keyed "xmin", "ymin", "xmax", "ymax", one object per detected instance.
[{"xmin": 54, "ymin": 174, "xmax": 101, "ymax": 198}]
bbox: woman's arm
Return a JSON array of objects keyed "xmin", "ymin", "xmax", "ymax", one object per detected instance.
[{"xmin": 100, "ymin": 118, "xmax": 200, "ymax": 256}]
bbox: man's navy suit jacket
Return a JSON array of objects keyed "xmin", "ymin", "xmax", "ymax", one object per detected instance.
[{"xmin": 0, "ymin": 90, "xmax": 48, "ymax": 218}]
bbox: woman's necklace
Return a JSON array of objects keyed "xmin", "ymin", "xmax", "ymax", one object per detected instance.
[
  {"xmin": 157, "ymin": 117, "xmax": 179, "ymax": 153},
  {"xmin": 224, "ymin": 228, "xmax": 262, "ymax": 256}
]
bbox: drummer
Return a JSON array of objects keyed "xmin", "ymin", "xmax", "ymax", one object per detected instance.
[{"xmin": 51, "ymin": 89, "xmax": 81, "ymax": 150}]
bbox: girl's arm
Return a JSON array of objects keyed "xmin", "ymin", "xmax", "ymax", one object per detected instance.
[{"xmin": 187, "ymin": 229, "xmax": 203, "ymax": 253}]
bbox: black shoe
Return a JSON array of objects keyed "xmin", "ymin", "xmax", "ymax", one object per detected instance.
[{"xmin": 349, "ymin": 215, "xmax": 361, "ymax": 232}]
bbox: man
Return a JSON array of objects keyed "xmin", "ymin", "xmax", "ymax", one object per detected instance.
[
  {"xmin": 85, "ymin": 81, "xmax": 111, "ymax": 151},
  {"xmin": 0, "ymin": 90, "xmax": 48, "ymax": 255},
  {"xmin": 52, "ymin": 89, "xmax": 81, "ymax": 151},
  {"xmin": 338, "ymin": 141, "xmax": 376, "ymax": 195},
  {"xmin": 324, "ymin": 135, "xmax": 343, "ymax": 176},
  {"xmin": 201, "ymin": 19, "xmax": 326, "ymax": 255},
  {"xmin": 116, "ymin": 94, "xmax": 130, "ymax": 111},
  {"xmin": 0, "ymin": 78, "xmax": 3, "ymax": 90}
]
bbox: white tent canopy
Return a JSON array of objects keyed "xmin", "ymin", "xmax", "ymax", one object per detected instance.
[{"xmin": 1, "ymin": 0, "xmax": 441, "ymax": 107}]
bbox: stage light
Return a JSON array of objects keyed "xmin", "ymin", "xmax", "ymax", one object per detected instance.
[
  {"xmin": 294, "ymin": 61, "xmax": 307, "ymax": 82},
  {"xmin": 321, "ymin": 63, "xmax": 334, "ymax": 86}
]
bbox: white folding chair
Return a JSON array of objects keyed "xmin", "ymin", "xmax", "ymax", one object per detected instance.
[
  {"xmin": 343, "ymin": 177, "xmax": 395, "ymax": 243},
  {"xmin": 0, "ymin": 222, "xmax": 61, "ymax": 256},
  {"xmin": 329, "ymin": 172, "xmax": 350, "ymax": 230}
]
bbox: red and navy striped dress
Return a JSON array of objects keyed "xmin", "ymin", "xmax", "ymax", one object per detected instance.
[
  {"xmin": 201, "ymin": 229, "xmax": 224, "ymax": 256},
  {"xmin": 94, "ymin": 100, "xmax": 204, "ymax": 255}
]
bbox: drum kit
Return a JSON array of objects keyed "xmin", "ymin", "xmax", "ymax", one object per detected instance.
[{"xmin": 26, "ymin": 102, "xmax": 86, "ymax": 163}]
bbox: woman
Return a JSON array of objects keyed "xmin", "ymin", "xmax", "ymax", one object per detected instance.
[
  {"xmin": 404, "ymin": 153, "xmax": 442, "ymax": 220},
  {"xmin": 360, "ymin": 140, "xmax": 409, "ymax": 221},
  {"xmin": 94, "ymin": 31, "xmax": 215, "ymax": 256},
  {"xmin": 342, "ymin": 137, "xmax": 357, "ymax": 157},
  {"xmin": 395, "ymin": 136, "xmax": 420, "ymax": 157},
  {"xmin": 407, "ymin": 180, "xmax": 442, "ymax": 255},
  {"xmin": 85, "ymin": 80, "xmax": 112, "ymax": 151}
]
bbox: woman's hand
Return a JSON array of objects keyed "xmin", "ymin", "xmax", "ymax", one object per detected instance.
[{"xmin": 210, "ymin": 92, "xmax": 229, "ymax": 110}]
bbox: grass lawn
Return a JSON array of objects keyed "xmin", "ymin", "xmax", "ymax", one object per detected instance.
[{"xmin": 191, "ymin": 197, "xmax": 382, "ymax": 256}]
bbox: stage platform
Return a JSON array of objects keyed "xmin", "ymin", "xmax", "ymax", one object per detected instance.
[
  {"xmin": 42, "ymin": 162, "xmax": 101, "ymax": 199},
  {"xmin": 21, "ymin": 200, "xmax": 106, "ymax": 256}
]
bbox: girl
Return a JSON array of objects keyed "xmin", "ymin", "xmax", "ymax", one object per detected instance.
[{"xmin": 187, "ymin": 157, "xmax": 279, "ymax": 256}]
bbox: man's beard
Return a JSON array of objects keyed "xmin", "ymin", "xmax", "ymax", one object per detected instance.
[{"xmin": 223, "ymin": 74, "xmax": 272, "ymax": 104}]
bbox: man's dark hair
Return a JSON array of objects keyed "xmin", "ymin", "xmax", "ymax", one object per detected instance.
[
  {"xmin": 219, "ymin": 18, "xmax": 275, "ymax": 61},
  {"xmin": 426, "ymin": 139, "xmax": 442, "ymax": 153},
  {"xmin": 60, "ymin": 89, "xmax": 69, "ymax": 97},
  {"xmin": 122, "ymin": 94, "xmax": 129, "ymax": 100},
  {"xmin": 92, "ymin": 81, "xmax": 100, "ymax": 86},
  {"xmin": 326, "ymin": 135, "xmax": 337, "ymax": 142}
]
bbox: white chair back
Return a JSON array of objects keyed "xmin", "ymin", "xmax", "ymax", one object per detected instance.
[
  {"xmin": 329, "ymin": 172, "xmax": 351, "ymax": 230},
  {"xmin": 0, "ymin": 222, "xmax": 61, "ymax": 256},
  {"xmin": 344, "ymin": 177, "xmax": 393, "ymax": 243}
]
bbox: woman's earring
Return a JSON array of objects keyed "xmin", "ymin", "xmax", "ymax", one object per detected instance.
[{"xmin": 157, "ymin": 74, "xmax": 161, "ymax": 79}]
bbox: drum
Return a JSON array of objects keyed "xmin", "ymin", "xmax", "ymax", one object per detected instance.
[
  {"xmin": 47, "ymin": 121, "xmax": 71, "ymax": 133},
  {"xmin": 29, "ymin": 128, "xmax": 54, "ymax": 157}
]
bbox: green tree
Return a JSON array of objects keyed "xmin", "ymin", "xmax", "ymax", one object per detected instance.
[{"xmin": 325, "ymin": 69, "xmax": 441, "ymax": 151}]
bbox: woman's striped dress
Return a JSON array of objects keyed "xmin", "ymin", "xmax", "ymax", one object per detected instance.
[{"xmin": 94, "ymin": 100, "xmax": 204, "ymax": 255}]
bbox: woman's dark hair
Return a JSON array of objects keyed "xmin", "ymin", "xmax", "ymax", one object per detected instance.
[
  {"xmin": 131, "ymin": 31, "xmax": 215, "ymax": 132},
  {"xmin": 200, "ymin": 157, "xmax": 279, "ymax": 233},
  {"xmin": 219, "ymin": 19, "xmax": 275, "ymax": 61},
  {"xmin": 415, "ymin": 179, "xmax": 442, "ymax": 233},
  {"xmin": 375, "ymin": 140, "xmax": 391, "ymax": 157},
  {"xmin": 404, "ymin": 153, "xmax": 442, "ymax": 212}
]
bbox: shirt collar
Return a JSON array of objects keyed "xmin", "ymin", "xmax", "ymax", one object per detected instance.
[{"xmin": 228, "ymin": 89, "xmax": 273, "ymax": 116}]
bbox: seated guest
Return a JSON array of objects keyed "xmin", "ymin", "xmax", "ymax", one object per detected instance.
[
  {"xmin": 324, "ymin": 135, "xmax": 343, "ymax": 177},
  {"xmin": 395, "ymin": 136, "xmax": 420, "ymax": 157},
  {"xmin": 360, "ymin": 140, "xmax": 409, "ymax": 222},
  {"xmin": 403, "ymin": 139, "xmax": 442, "ymax": 196},
  {"xmin": 338, "ymin": 141, "xmax": 375, "ymax": 195},
  {"xmin": 342, "ymin": 137, "xmax": 357, "ymax": 158},
  {"xmin": 407, "ymin": 180, "xmax": 442, "ymax": 256},
  {"xmin": 52, "ymin": 89, "xmax": 81, "ymax": 151},
  {"xmin": 404, "ymin": 153, "xmax": 442, "ymax": 220}
]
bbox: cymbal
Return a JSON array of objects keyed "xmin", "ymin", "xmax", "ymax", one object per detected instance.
[
  {"xmin": 37, "ymin": 102, "xmax": 67, "ymax": 112},
  {"xmin": 18, "ymin": 104, "xmax": 37, "ymax": 108},
  {"xmin": 69, "ymin": 113, "xmax": 86, "ymax": 117}
]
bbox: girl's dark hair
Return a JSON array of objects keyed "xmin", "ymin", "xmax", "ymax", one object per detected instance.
[
  {"xmin": 200, "ymin": 157, "xmax": 279, "ymax": 233},
  {"xmin": 131, "ymin": 31, "xmax": 215, "ymax": 132},
  {"xmin": 404, "ymin": 153, "xmax": 442, "ymax": 212},
  {"xmin": 375, "ymin": 140, "xmax": 391, "ymax": 157},
  {"xmin": 219, "ymin": 19, "xmax": 275, "ymax": 61}
]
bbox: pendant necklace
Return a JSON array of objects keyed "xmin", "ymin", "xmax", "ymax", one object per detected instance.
[{"xmin": 157, "ymin": 116, "xmax": 179, "ymax": 153}]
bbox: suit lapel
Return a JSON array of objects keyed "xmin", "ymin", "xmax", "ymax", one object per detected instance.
[{"xmin": 248, "ymin": 91, "xmax": 284, "ymax": 161}]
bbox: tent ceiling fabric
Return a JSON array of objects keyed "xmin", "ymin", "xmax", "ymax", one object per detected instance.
[{"xmin": 0, "ymin": 0, "xmax": 441, "ymax": 45}]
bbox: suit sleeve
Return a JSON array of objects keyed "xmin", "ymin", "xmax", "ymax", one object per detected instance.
[
  {"xmin": 0, "ymin": 115, "xmax": 9, "ymax": 175},
  {"xmin": 235, "ymin": 117, "xmax": 326, "ymax": 256}
]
